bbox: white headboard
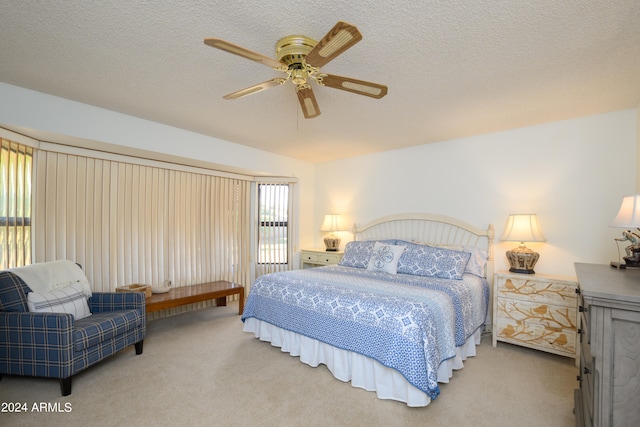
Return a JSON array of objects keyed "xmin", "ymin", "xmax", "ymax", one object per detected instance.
[{"xmin": 354, "ymin": 213, "xmax": 495, "ymax": 283}]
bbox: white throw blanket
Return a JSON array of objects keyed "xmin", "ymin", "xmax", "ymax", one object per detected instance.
[{"xmin": 10, "ymin": 260, "xmax": 93, "ymax": 298}]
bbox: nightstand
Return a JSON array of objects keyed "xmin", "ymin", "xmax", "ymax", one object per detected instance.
[
  {"xmin": 300, "ymin": 248, "xmax": 343, "ymax": 268},
  {"xmin": 493, "ymin": 271, "xmax": 578, "ymax": 360}
]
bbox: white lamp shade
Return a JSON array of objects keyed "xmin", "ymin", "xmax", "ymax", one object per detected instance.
[
  {"xmin": 611, "ymin": 195, "xmax": 640, "ymax": 227},
  {"xmin": 501, "ymin": 214, "xmax": 546, "ymax": 243},
  {"xmin": 320, "ymin": 214, "xmax": 345, "ymax": 232}
]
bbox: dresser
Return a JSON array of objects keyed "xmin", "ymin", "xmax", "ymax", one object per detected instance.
[
  {"xmin": 574, "ymin": 263, "xmax": 640, "ymax": 427},
  {"xmin": 493, "ymin": 271, "xmax": 578, "ymax": 359},
  {"xmin": 300, "ymin": 248, "xmax": 343, "ymax": 268}
]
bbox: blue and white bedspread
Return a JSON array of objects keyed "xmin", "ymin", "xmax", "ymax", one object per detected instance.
[{"xmin": 242, "ymin": 265, "xmax": 488, "ymax": 399}]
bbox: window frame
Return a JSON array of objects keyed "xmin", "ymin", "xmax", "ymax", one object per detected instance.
[{"xmin": 257, "ymin": 183, "xmax": 289, "ymax": 265}]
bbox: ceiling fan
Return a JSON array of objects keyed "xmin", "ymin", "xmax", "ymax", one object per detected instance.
[{"xmin": 204, "ymin": 21, "xmax": 388, "ymax": 119}]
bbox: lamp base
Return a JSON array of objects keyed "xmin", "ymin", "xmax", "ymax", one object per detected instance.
[
  {"xmin": 324, "ymin": 235, "xmax": 340, "ymax": 252},
  {"xmin": 505, "ymin": 246, "xmax": 539, "ymax": 275},
  {"xmin": 509, "ymin": 267, "xmax": 536, "ymax": 274}
]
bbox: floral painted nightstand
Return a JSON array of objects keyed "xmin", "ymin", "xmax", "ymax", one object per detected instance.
[{"xmin": 493, "ymin": 271, "xmax": 578, "ymax": 360}]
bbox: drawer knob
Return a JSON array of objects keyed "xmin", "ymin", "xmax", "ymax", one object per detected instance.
[
  {"xmin": 579, "ymin": 305, "xmax": 588, "ymax": 313},
  {"xmin": 577, "ymin": 328, "xmax": 583, "ymax": 335},
  {"xmin": 583, "ymin": 367, "xmax": 591, "ymax": 375},
  {"xmin": 576, "ymin": 375, "xmax": 582, "ymax": 382}
]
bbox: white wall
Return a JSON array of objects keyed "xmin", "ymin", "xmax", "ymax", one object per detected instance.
[
  {"xmin": 0, "ymin": 83, "xmax": 317, "ymax": 256},
  {"xmin": 315, "ymin": 109, "xmax": 637, "ymax": 276},
  {"xmin": 2, "ymin": 83, "xmax": 637, "ymax": 277}
]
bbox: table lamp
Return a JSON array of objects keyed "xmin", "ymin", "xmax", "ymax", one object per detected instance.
[
  {"xmin": 501, "ymin": 213, "xmax": 546, "ymax": 274},
  {"xmin": 320, "ymin": 214, "xmax": 345, "ymax": 251},
  {"xmin": 610, "ymin": 194, "xmax": 640, "ymax": 268}
]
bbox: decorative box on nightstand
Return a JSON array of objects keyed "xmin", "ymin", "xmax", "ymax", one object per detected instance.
[
  {"xmin": 493, "ymin": 271, "xmax": 578, "ymax": 360},
  {"xmin": 300, "ymin": 248, "xmax": 343, "ymax": 269}
]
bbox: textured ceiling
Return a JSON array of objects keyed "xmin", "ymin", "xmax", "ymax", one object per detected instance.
[{"xmin": 1, "ymin": 1, "xmax": 639, "ymax": 163}]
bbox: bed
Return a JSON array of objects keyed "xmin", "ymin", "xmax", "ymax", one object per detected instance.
[{"xmin": 242, "ymin": 213, "xmax": 494, "ymax": 407}]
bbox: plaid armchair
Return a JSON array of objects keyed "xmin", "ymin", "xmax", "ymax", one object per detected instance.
[{"xmin": 0, "ymin": 266, "xmax": 146, "ymax": 395}]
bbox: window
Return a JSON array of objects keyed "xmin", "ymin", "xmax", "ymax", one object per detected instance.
[
  {"xmin": 257, "ymin": 183, "xmax": 289, "ymax": 264},
  {"xmin": 0, "ymin": 138, "xmax": 33, "ymax": 269}
]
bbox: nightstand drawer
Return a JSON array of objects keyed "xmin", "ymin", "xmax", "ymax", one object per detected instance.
[
  {"xmin": 495, "ymin": 297, "xmax": 577, "ymax": 356},
  {"xmin": 496, "ymin": 275, "xmax": 577, "ymax": 307},
  {"xmin": 301, "ymin": 252, "xmax": 320, "ymax": 263},
  {"xmin": 318, "ymin": 253, "xmax": 342, "ymax": 264},
  {"xmin": 300, "ymin": 249, "xmax": 344, "ymax": 268}
]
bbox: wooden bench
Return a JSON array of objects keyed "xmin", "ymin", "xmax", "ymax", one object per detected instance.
[{"xmin": 145, "ymin": 281, "xmax": 244, "ymax": 315}]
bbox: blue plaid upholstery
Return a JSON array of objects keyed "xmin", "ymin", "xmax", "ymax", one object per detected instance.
[
  {"xmin": 0, "ymin": 267, "xmax": 145, "ymax": 395},
  {"xmin": 0, "ymin": 271, "xmax": 31, "ymax": 312}
]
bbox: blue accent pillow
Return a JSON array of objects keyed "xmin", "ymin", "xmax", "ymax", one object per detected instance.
[
  {"xmin": 396, "ymin": 241, "xmax": 471, "ymax": 280},
  {"xmin": 339, "ymin": 240, "xmax": 396, "ymax": 269}
]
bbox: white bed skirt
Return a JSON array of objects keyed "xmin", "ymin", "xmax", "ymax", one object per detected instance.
[{"xmin": 243, "ymin": 318, "xmax": 482, "ymax": 407}]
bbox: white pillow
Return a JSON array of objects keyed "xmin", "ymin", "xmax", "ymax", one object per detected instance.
[
  {"xmin": 27, "ymin": 282, "xmax": 92, "ymax": 320},
  {"xmin": 366, "ymin": 242, "xmax": 406, "ymax": 274}
]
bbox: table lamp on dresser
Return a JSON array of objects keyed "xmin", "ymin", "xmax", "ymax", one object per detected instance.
[{"xmin": 610, "ymin": 194, "xmax": 640, "ymax": 268}]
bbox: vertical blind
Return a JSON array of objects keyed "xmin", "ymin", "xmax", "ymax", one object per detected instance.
[
  {"xmin": 34, "ymin": 150, "xmax": 251, "ymax": 293},
  {"xmin": 0, "ymin": 138, "xmax": 32, "ymax": 269},
  {"xmin": 255, "ymin": 182, "xmax": 295, "ymax": 277}
]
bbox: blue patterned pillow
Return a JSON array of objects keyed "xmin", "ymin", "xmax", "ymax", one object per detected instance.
[
  {"xmin": 339, "ymin": 240, "xmax": 396, "ymax": 269},
  {"xmin": 416, "ymin": 243, "xmax": 488, "ymax": 277},
  {"xmin": 396, "ymin": 241, "xmax": 471, "ymax": 280}
]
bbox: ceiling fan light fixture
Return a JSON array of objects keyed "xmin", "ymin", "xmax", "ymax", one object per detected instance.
[
  {"xmin": 276, "ymin": 35, "xmax": 317, "ymax": 65},
  {"xmin": 291, "ymin": 68, "xmax": 308, "ymax": 85}
]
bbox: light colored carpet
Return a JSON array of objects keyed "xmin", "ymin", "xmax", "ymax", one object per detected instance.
[{"xmin": 0, "ymin": 301, "xmax": 578, "ymax": 426}]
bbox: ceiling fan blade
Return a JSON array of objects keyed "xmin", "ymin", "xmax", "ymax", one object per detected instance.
[
  {"xmin": 319, "ymin": 74, "xmax": 388, "ymax": 99},
  {"xmin": 204, "ymin": 38, "xmax": 285, "ymax": 69},
  {"xmin": 296, "ymin": 86, "xmax": 321, "ymax": 119},
  {"xmin": 223, "ymin": 78, "xmax": 286, "ymax": 100},
  {"xmin": 304, "ymin": 21, "xmax": 363, "ymax": 68}
]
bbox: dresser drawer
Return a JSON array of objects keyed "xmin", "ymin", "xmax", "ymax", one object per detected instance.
[
  {"xmin": 579, "ymin": 343, "xmax": 594, "ymax": 424},
  {"xmin": 579, "ymin": 310, "xmax": 590, "ymax": 346},
  {"xmin": 497, "ymin": 275, "xmax": 577, "ymax": 307},
  {"xmin": 579, "ymin": 309, "xmax": 594, "ymax": 420},
  {"xmin": 495, "ymin": 297, "xmax": 577, "ymax": 356}
]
